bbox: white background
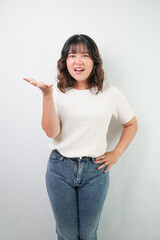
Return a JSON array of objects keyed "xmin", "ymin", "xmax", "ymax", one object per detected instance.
[{"xmin": 0, "ymin": 0, "xmax": 160, "ymax": 239}]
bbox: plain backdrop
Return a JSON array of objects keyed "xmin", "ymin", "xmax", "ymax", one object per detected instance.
[{"xmin": 0, "ymin": 0, "xmax": 160, "ymax": 239}]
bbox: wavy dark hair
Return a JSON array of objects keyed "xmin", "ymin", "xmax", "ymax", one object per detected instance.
[{"xmin": 57, "ymin": 34, "xmax": 105, "ymax": 95}]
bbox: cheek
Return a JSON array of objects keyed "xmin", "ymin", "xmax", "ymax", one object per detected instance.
[
  {"xmin": 66, "ymin": 59, "xmax": 69, "ymax": 67},
  {"xmin": 66, "ymin": 61, "xmax": 73, "ymax": 72},
  {"xmin": 87, "ymin": 61, "xmax": 94, "ymax": 71}
]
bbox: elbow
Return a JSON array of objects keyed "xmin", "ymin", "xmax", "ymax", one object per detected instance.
[
  {"xmin": 43, "ymin": 129, "xmax": 60, "ymax": 138},
  {"xmin": 134, "ymin": 116, "xmax": 138, "ymax": 133},
  {"xmin": 131, "ymin": 116, "xmax": 138, "ymax": 138},
  {"xmin": 122, "ymin": 116, "xmax": 138, "ymax": 136},
  {"xmin": 45, "ymin": 132, "xmax": 55, "ymax": 138},
  {"xmin": 41, "ymin": 124, "xmax": 61, "ymax": 138}
]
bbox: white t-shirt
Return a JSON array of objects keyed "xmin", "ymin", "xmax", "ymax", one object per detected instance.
[{"xmin": 48, "ymin": 82, "xmax": 135, "ymax": 158}]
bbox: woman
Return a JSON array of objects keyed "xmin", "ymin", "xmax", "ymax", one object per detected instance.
[{"xmin": 23, "ymin": 34, "xmax": 138, "ymax": 240}]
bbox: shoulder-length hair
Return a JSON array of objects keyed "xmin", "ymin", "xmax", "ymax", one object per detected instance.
[{"xmin": 56, "ymin": 34, "xmax": 104, "ymax": 95}]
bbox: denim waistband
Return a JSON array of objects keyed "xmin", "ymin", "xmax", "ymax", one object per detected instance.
[{"xmin": 54, "ymin": 149, "xmax": 95, "ymax": 163}]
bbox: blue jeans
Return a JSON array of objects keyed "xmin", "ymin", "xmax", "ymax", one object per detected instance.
[{"xmin": 45, "ymin": 149, "xmax": 110, "ymax": 240}]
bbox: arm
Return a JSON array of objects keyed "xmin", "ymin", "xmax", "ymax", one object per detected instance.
[
  {"xmin": 23, "ymin": 77, "xmax": 61, "ymax": 138},
  {"xmin": 95, "ymin": 116, "xmax": 138, "ymax": 173},
  {"xmin": 113, "ymin": 116, "xmax": 138, "ymax": 156},
  {"xmin": 42, "ymin": 93, "xmax": 61, "ymax": 138}
]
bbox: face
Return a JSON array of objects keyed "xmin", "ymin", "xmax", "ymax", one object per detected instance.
[{"xmin": 66, "ymin": 44, "xmax": 94, "ymax": 85}]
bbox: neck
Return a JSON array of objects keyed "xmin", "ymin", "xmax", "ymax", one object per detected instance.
[{"xmin": 74, "ymin": 83, "xmax": 89, "ymax": 90}]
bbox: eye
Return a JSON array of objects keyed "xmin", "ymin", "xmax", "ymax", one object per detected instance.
[
  {"xmin": 83, "ymin": 54, "xmax": 89, "ymax": 58},
  {"xmin": 69, "ymin": 54, "xmax": 75, "ymax": 58}
]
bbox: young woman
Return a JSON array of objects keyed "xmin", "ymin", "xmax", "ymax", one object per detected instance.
[{"xmin": 23, "ymin": 34, "xmax": 138, "ymax": 240}]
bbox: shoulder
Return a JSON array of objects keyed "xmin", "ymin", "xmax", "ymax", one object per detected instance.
[
  {"xmin": 53, "ymin": 84, "xmax": 60, "ymax": 93},
  {"xmin": 102, "ymin": 81, "xmax": 119, "ymax": 96},
  {"xmin": 53, "ymin": 84, "xmax": 64, "ymax": 97}
]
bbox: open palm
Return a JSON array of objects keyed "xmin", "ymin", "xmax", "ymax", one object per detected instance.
[{"xmin": 23, "ymin": 77, "xmax": 53, "ymax": 95}]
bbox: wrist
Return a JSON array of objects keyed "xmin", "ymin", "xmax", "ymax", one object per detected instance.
[
  {"xmin": 113, "ymin": 148, "xmax": 123, "ymax": 158},
  {"xmin": 43, "ymin": 92, "xmax": 53, "ymax": 98}
]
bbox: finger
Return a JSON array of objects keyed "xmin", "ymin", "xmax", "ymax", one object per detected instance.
[
  {"xmin": 23, "ymin": 78, "xmax": 36, "ymax": 85},
  {"xmin": 103, "ymin": 165, "xmax": 111, "ymax": 174},
  {"xmin": 29, "ymin": 79, "xmax": 40, "ymax": 87},
  {"xmin": 23, "ymin": 77, "xmax": 35, "ymax": 82},
  {"xmin": 23, "ymin": 78, "xmax": 31, "ymax": 83},
  {"xmin": 95, "ymin": 154, "xmax": 105, "ymax": 161},
  {"xmin": 95, "ymin": 159, "xmax": 108, "ymax": 164},
  {"xmin": 97, "ymin": 163, "xmax": 108, "ymax": 170},
  {"xmin": 30, "ymin": 81, "xmax": 37, "ymax": 86},
  {"xmin": 95, "ymin": 156, "xmax": 107, "ymax": 163}
]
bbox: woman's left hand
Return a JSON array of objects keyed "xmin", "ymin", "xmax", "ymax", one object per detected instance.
[{"xmin": 94, "ymin": 150, "xmax": 121, "ymax": 173}]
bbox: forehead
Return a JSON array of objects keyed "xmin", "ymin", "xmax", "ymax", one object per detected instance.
[{"xmin": 68, "ymin": 43, "xmax": 89, "ymax": 54}]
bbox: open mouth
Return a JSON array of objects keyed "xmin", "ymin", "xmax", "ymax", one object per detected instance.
[{"xmin": 74, "ymin": 68, "xmax": 85, "ymax": 72}]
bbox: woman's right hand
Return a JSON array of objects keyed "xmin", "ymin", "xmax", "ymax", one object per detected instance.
[{"xmin": 23, "ymin": 77, "xmax": 53, "ymax": 96}]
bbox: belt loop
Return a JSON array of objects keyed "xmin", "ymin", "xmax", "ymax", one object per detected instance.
[
  {"xmin": 55, "ymin": 149, "xmax": 65, "ymax": 161},
  {"xmin": 91, "ymin": 157, "xmax": 95, "ymax": 164},
  {"xmin": 59, "ymin": 156, "xmax": 64, "ymax": 161}
]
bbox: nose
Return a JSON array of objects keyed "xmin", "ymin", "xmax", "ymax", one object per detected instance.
[{"xmin": 75, "ymin": 56, "xmax": 83, "ymax": 64}]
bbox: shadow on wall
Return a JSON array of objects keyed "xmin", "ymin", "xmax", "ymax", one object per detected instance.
[
  {"xmin": 99, "ymin": 116, "xmax": 147, "ymax": 240},
  {"xmin": 107, "ymin": 117, "xmax": 123, "ymax": 147}
]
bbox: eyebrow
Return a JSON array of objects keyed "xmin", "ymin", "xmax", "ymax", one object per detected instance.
[{"xmin": 68, "ymin": 51, "xmax": 89, "ymax": 54}]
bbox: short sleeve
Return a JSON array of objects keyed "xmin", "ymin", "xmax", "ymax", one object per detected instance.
[
  {"xmin": 113, "ymin": 87, "xmax": 135, "ymax": 124},
  {"xmin": 53, "ymin": 86, "xmax": 61, "ymax": 123}
]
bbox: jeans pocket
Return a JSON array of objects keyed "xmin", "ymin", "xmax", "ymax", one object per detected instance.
[{"xmin": 49, "ymin": 151, "xmax": 61, "ymax": 163}]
